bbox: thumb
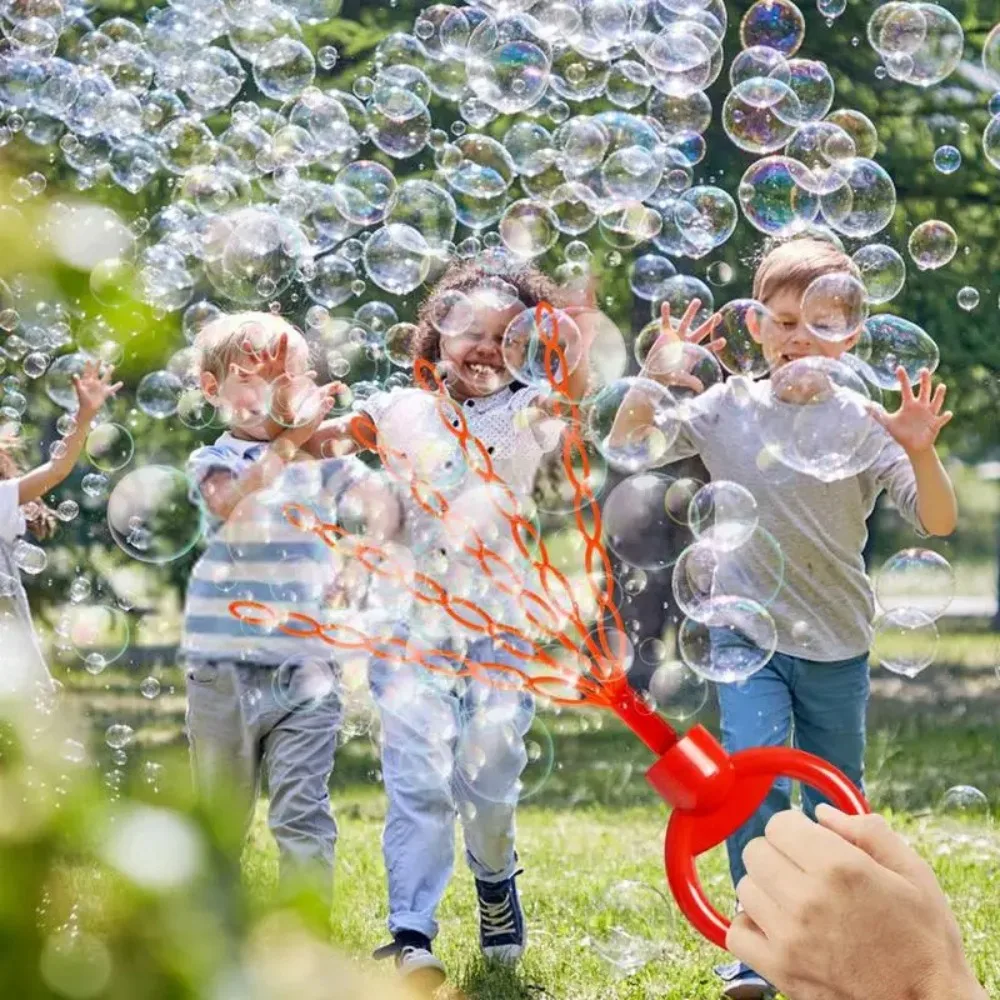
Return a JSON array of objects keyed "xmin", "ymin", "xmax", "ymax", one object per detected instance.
[{"xmin": 815, "ymin": 806, "xmax": 930, "ymax": 884}]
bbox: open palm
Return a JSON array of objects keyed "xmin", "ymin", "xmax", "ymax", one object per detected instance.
[{"xmin": 871, "ymin": 367, "xmax": 952, "ymax": 455}]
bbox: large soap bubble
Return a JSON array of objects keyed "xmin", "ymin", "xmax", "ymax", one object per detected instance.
[
  {"xmin": 875, "ymin": 547, "xmax": 954, "ymax": 621},
  {"xmin": 854, "ymin": 314, "xmax": 940, "ymax": 390},
  {"xmin": 722, "ymin": 78, "xmax": 802, "ymax": 154},
  {"xmin": 907, "ymin": 219, "xmax": 957, "ymax": 271},
  {"xmin": 715, "ymin": 299, "xmax": 769, "ymax": 377},
  {"xmin": 738, "ymin": 156, "xmax": 820, "ymax": 235},
  {"xmin": 586, "ymin": 377, "xmax": 680, "ymax": 474},
  {"xmin": 603, "ymin": 471, "xmax": 683, "ymax": 571},
  {"xmin": 679, "ymin": 596, "xmax": 778, "ymax": 683},
  {"xmin": 740, "ymin": 0, "xmax": 806, "ymax": 56},
  {"xmin": 852, "ymin": 243, "xmax": 906, "ymax": 304},
  {"xmin": 466, "ymin": 13, "xmax": 552, "ymax": 114},
  {"xmin": 819, "ymin": 158, "xmax": 896, "ymax": 237},
  {"xmin": 362, "ymin": 223, "xmax": 432, "ymax": 295},
  {"xmin": 785, "ymin": 121, "xmax": 855, "ymax": 194},
  {"xmin": 800, "ymin": 272, "xmax": 868, "ymax": 342}
]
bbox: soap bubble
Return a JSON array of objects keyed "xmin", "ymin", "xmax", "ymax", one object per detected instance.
[
  {"xmin": 108, "ymin": 465, "xmax": 204, "ymax": 564},
  {"xmin": 629, "ymin": 254, "xmax": 677, "ymax": 301},
  {"xmin": 653, "ymin": 274, "xmax": 714, "ymax": 328},
  {"xmin": 715, "ymin": 299, "xmax": 769, "ymax": 377},
  {"xmin": 932, "ymin": 144, "xmax": 961, "ymax": 174},
  {"xmin": 872, "ymin": 607, "xmax": 938, "ymax": 678},
  {"xmin": 986, "ymin": 23, "xmax": 1000, "ymax": 79},
  {"xmin": 679, "ymin": 597, "xmax": 777, "ymax": 683},
  {"xmin": 136, "ymin": 370, "xmax": 183, "ymax": 419},
  {"xmin": 387, "ymin": 178, "xmax": 457, "ymax": 250},
  {"xmin": 826, "ymin": 108, "xmax": 878, "ymax": 158},
  {"xmin": 957, "ymin": 286, "xmax": 979, "ymax": 311},
  {"xmin": 334, "ymin": 160, "xmax": 396, "ymax": 226},
  {"xmin": 69, "ymin": 604, "xmax": 130, "ymax": 666},
  {"xmin": 304, "ymin": 253, "xmax": 356, "ymax": 308},
  {"xmin": 897, "ymin": 4, "xmax": 963, "ymax": 88},
  {"xmin": 82, "ymin": 474, "xmax": 109, "ymax": 501},
  {"xmin": 689, "ymin": 481, "xmax": 759, "ymax": 551},
  {"xmin": 362, "ymin": 224, "xmax": 431, "ymax": 295},
  {"xmin": 740, "ymin": 0, "xmax": 806, "ymax": 56},
  {"xmin": 586, "ymin": 377, "xmax": 680, "ymax": 474},
  {"xmin": 908, "ymin": 219, "xmax": 957, "ymax": 271},
  {"xmin": 730, "ymin": 45, "xmax": 790, "ymax": 87},
  {"xmin": 940, "ymin": 785, "xmax": 990, "ymax": 816},
  {"xmin": 820, "ymin": 158, "xmax": 896, "ymax": 237},
  {"xmin": 253, "ymin": 37, "xmax": 315, "ymax": 101},
  {"xmin": 722, "ymin": 78, "xmax": 802, "ymax": 155},
  {"xmin": 855, "ymin": 314, "xmax": 939, "ymax": 390},
  {"xmin": 984, "ymin": 115, "xmax": 1000, "ymax": 170},
  {"xmin": 501, "ymin": 306, "xmax": 582, "ymax": 387},
  {"xmin": 634, "ymin": 337, "xmax": 722, "ymax": 410},
  {"xmin": 467, "ymin": 16, "xmax": 552, "ymax": 115},
  {"xmin": 759, "ymin": 357, "xmax": 881, "ymax": 481},
  {"xmin": 140, "ymin": 676, "xmax": 161, "ymax": 699},
  {"xmin": 603, "ymin": 472, "xmax": 684, "ymax": 571},
  {"xmin": 105, "ymin": 723, "xmax": 134, "ymax": 750},
  {"xmin": 272, "ymin": 655, "xmax": 342, "ymax": 713},
  {"xmin": 784, "ymin": 58, "xmax": 835, "ymax": 122},
  {"xmin": 499, "ymin": 199, "xmax": 559, "ymax": 258},
  {"xmin": 44, "ymin": 352, "xmax": 89, "ymax": 409},
  {"xmin": 586, "ymin": 881, "xmax": 677, "ymax": 975},
  {"xmin": 647, "ymin": 659, "xmax": 709, "ymax": 722},
  {"xmin": 876, "ymin": 548, "xmax": 954, "ymax": 620},
  {"xmin": 738, "ymin": 156, "xmax": 820, "ymax": 236},
  {"xmin": 85, "ymin": 423, "xmax": 134, "ymax": 473},
  {"xmin": 800, "ymin": 272, "xmax": 868, "ymax": 342},
  {"xmin": 852, "ymin": 244, "xmax": 906, "ymax": 304},
  {"xmin": 785, "ymin": 122, "xmax": 856, "ymax": 195},
  {"xmin": 673, "ymin": 185, "xmax": 738, "ymax": 255}
]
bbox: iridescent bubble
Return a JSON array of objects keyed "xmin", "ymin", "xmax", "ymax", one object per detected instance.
[
  {"xmin": 629, "ymin": 254, "xmax": 677, "ymax": 301},
  {"xmin": 932, "ymin": 144, "xmax": 961, "ymax": 174},
  {"xmin": 466, "ymin": 14, "xmax": 552, "ymax": 114},
  {"xmin": 940, "ymin": 785, "xmax": 990, "ymax": 816},
  {"xmin": 586, "ymin": 377, "xmax": 680, "ymax": 474},
  {"xmin": 679, "ymin": 597, "xmax": 778, "ymax": 683},
  {"xmin": 502, "ymin": 121, "xmax": 556, "ymax": 177},
  {"xmin": 674, "ymin": 185, "xmax": 738, "ymax": 256},
  {"xmin": 783, "ymin": 58, "xmax": 835, "ymax": 123},
  {"xmin": 448, "ymin": 134, "xmax": 515, "ymax": 197},
  {"xmin": 983, "ymin": 114, "xmax": 1000, "ymax": 170},
  {"xmin": 876, "ymin": 547, "xmax": 954, "ymax": 620},
  {"xmin": 607, "ymin": 59, "xmax": 652, "ymax": 109},
  {"xmin": 69, "ymin": 604, "xmax": 130, "ymax": 666},
  {"xmin": 586, "ymin": 881, "xmax": 677, "ymax": 976},
  {"xmin": 333, "ymin": 160, "xmax": 396, "ymax": 226},
  {"xmin": 688, "ymin": 481, "xmax": 758, "ymax": 551},
  {"xmin": 646, "ymin": 90, "xmax": 713, "ymax": 136},
  {"xmin": 785, "ymin": 122, "xmax": 856, "ymax": 195},
  {"xmin": 44, "ymin": 352, "xmax": 89, "ymax": 409},
  {"xmin": 499, "ymin": 199, "xmax": 559, "ymax": 258},
  {"xmin": 501, "ymin": 305, "xmax": 582, "ymax": 387},
  {"xmin": 136, "ymin": 371, "xmax": 183, "ymax": 419},
  {"xmin": 252, "ymin": 37, "xmax": 316, "ymax": 101},
  {"xmin": 730, "ymin": 45, "xmax": 790, "ymax": 87},
  {"xmin": 654, "ymin": 274, "xmax": 714, "ymax": 328},
  {"xmin": 108, "ymin": 465, "xmax": 204, "ymax": 564},
  {"xmin": 855, "ymin": 313, "xmax": 939, "ymax": 390},
  {"xmin": 603, "ymin": 472, "xmax": 683, "ymax": 571},
  {"xmin": 647, "ymin": 659, "xmax": 708, "ymax": 722},
  {"xmin": 553, "ymin": 117, "xmax": 609, "ymax": 178},
  {"xmin": 870, "ymin": 2, "xmax": 928, "ymax": 56},
  {"xmin": 362, "ymin": 224, "xmax": 431, "ymax": 295},
  {"xmin": 759, "ymin": 357, "xmax": 881, "ymax": 481},
  {"xmin": 738, "ymin": 155, "xmax": 820, "ymax": 235},
  {"xmin": 304, "ymin": 253, "xmax": 356, "ymax": 308},
  {"xmin": 801, "ymin": 272, "xmax": 869, "ymax": 342},
  {"xmin": 908, "ymin": 219, "xmax": 957, "ymax": 271},
  {"xmin": 986, "ymin": 23, "xmax": 1000, "ymax": 79},
  {"xmin": 387, "ymin": 178, "xmax": 457, "ymax": 250},
  {"xmin": 105, "ymin": 722, "xmax": 134, "ymax": 749},
  {"xmin": 634, "ymin": 335, "xmax": 723, "ymax": 410},
  {"xmin": 852, "ymin": 243, "xmax": 906, "ymax": 304},
  {"xmin": 140, "ymin": 676, "xmax": 161, "ymax": 699},
  {"xmin": 715, "ymin": 299, "xmax": 770, "ymax": 378},
  {"xmin": 825, "ymin": 108, "xmax": 878, "ymax": 158},
  {"xmin": 819, "ymin": 158, "xmax": 896, "ymax": 238},
  {"xmin": 740, "ymin": 0, "xmax": 806, "ymax": 56},
  {"xmin": 85, "ymin": 423, "xmax": 134, "ymax": 472},
  {"xmin": 957, "ymin": 286, "xmax": 979, "ymax": 311},
  {"xmin": 898, "ymin": 4, "xmax": 963, "ymax": 88},
  {"xmin": 272, "ymin": 655, "xmax": 342, "ymax": 713},
  {"xmin": 872, "ymin": 607, "xmax": 937, "ymax": 678},
  {"xmin": 722, "ymin": 78, "xmax": 802, "ymax": 154}
]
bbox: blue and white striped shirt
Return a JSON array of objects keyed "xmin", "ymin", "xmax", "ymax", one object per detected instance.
[{"xmin": 181, "ymin": 433, "xmax": 365, "ymax": 666}]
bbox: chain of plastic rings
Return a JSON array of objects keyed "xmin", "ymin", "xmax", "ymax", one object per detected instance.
[{"xmin": 229, "ymin": 301, "xmax": 631, "ymax": 709}]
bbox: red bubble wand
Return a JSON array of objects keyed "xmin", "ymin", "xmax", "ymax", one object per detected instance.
[{"xmin": 229, "ymin": 301, "xmax": 868, "ymax": 950}]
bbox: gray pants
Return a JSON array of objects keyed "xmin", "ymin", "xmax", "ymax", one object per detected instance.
[{"xmin": 185, "ymin": 660, "xmax": 343, "ymax": 903}]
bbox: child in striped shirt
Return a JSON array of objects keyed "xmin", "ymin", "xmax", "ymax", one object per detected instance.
[{"xmin": 182, "ymin": 311, "xmax": 400, "ymax": 906}]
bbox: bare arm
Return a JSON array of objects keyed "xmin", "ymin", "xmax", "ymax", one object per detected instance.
[
  {"xmin": 910, "ymin": 448, "xmax": 957, "ymax": 537},
  {"xmin": 18, "ymin": 360, "xmax": 122, "ymax": 505},
  {"xmin": 300, "ymin": 413, "xmax": 378, "ymax": 458}
]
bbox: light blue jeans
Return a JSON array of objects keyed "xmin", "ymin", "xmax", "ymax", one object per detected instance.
[
  {"xmin": 369, "ymin": 632, "xmax": 535, "ymax": 940},
  {"xmin": 715, "ymin": 642, "xmax": 870, "ymax": 889}
]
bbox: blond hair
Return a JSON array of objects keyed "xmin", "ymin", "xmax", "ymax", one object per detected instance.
[
  {"xmin": 195, "ymin": 311, "xmax": 305, "ymax": 382},
  {"xmin": 753, "ymin": 238, "xmax": 861, "ymax": 305}
]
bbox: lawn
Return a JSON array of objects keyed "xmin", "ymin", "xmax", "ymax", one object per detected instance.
[{"xmin": 64, "ymin": 630, "xmax": 1000, "ymax": 999}]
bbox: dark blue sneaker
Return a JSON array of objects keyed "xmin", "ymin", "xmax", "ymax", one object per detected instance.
[
  {"xmin": 373, "ymin": 932, "xmax": 446, "ymax": 991},
  {"xmin": 475, "ymin": 868, "xmax": 526, "ymax": 964},
  {"xmin": 714, "ymin": 960, "xmax": 777, "ymax": 999}
]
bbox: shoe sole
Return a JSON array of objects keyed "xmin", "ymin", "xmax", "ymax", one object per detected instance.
[
  {"xmin": 721, "ymin": 985, "xmax": 774, "ymax": 1000},
  {"xmin": 401, "ymin": 966, "xmax": 447, "ymax": 994}
]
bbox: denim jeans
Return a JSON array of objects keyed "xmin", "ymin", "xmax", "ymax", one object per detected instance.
[
  {"xmin": 369, "ymin": 632, "xmax": 535, "ymax": 940},
  {"xmin": 714, "ymin": 641, "xmax": 870, "ymax": 889}
]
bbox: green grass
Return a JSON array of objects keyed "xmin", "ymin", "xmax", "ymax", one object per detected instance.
[{"xmin": 66, "ymin": 631, "xmax": 1000, "ymax": 1000}]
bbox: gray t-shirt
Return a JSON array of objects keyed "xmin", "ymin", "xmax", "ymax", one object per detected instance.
[{"xmin": 662, "ymin": 376, "xmax": 924, "ymax": 661}]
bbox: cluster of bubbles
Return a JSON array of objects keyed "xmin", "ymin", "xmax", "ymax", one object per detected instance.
[{"xmin": 0, "ymin": 0, "xmax": 993, "ymax": 777}]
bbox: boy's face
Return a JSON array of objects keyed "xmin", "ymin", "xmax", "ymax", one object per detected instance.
[
  {"xmin": 438, "ymin": 296, "xmax": 524, "ymax": 399},
  {"xmin": 202, "ymin": 328, "xmax": 312, "ymax": 440},
  {"xmin": 753, "ymin": 286, "xmax": 861, "ymax": 372}
]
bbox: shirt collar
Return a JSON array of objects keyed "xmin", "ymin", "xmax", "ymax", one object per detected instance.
[{"xmin": 215, "ymin": 432, "xmax": 269, "ymax": 456}]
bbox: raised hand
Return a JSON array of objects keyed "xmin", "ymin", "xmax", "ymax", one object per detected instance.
[
  {"xmin": 870, "ymin": 367, "xmax": 952, "ymax": 456},
  {"xmin": 73, "ymin": 360, "xmax": 123, "ymax": 418},
  {"xmin": 643, "ymin": 299, "xmax": 725, "ymax": 394}
]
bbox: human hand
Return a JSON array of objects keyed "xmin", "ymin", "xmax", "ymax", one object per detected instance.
[
  {"xmin": 285, "ymin": 381, "xmax": 346, "ymax": 445},
  {"xmin": 643, "ymin": 299, "xmax": 724, "ymax": 393},
  {"xmin": 727, "ymin": 806, "xmax": 985, "ymax": 1000},
  {"xmin": 73, "ymin": 360, "xmax": 123, "ymax": 418},
  {"xmin": 870, "ymin": 367, "xmax": 952, "ymax": 457}
]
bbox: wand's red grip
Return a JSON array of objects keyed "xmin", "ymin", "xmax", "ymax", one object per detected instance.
[{"xmin": 646, "ymin": 728, "xmax": 869, "ymax": 950}]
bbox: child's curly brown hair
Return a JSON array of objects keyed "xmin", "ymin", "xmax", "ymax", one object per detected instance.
[
  {"xmin": 0, "ymin": 442, "xmax": 59, "ymax": 541},
  {"xmin": 412, "ymin": 258, "xmax": 562, "ymax": 366}
]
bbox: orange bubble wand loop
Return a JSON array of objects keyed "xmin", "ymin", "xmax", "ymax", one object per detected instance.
[{"xmin": 228, "ymin": 300, "xmax": 869, "ymax": 950}]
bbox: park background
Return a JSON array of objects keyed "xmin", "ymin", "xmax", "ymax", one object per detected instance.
[{"xmin": 0, "ymin": 0, "xmax": 999, "ymax": 998}]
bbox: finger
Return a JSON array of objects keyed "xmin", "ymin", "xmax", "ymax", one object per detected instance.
[
  {"xmin": 735, "ymin": 875, "xmax": 786, "ymax": 939},
  {"xmin": 726, "ymin": 912, "xmax": 777, "ymax": 985},
  {"xmin": 688, "ymin": 312, "xmax": 720, "ymax": 345},
  {"xmin": 764, "ymin": 808, "xmax": 860, "ymax": 875},
  {"xmin": 660, "ymin": 300, "xmax": 672, "ymax": 330},
  {"xmin": 706, "ymin": 336, "xmax": 727, "ymax": 355},
  {"xmin": 918, "ymin": 367, "xmax": 932, "ymax": 403},
  {"xmin": 743, "ymin": 832, "xmax": 809, "ymax": 893},
  {"xmin": 933, "ymin": 410, "xmax": 953, "ymax": 431},
  {"xmin": 679, "ymin": 297, "xmax": 701, "ymax": 335},
  {"xmin": 814, "ymin": 806, "xmax": 931, "ymax": 883},
  {"xmin": 108, "ymin": 381, "xmax": 124, "ymax": 395},
  {"xmin": 896, "ymin": 366, "xmax": 915, "ymax": 402},
  {"xmin": 930, "ymin": 382, "xmax": 947, "ymax": 414}
]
